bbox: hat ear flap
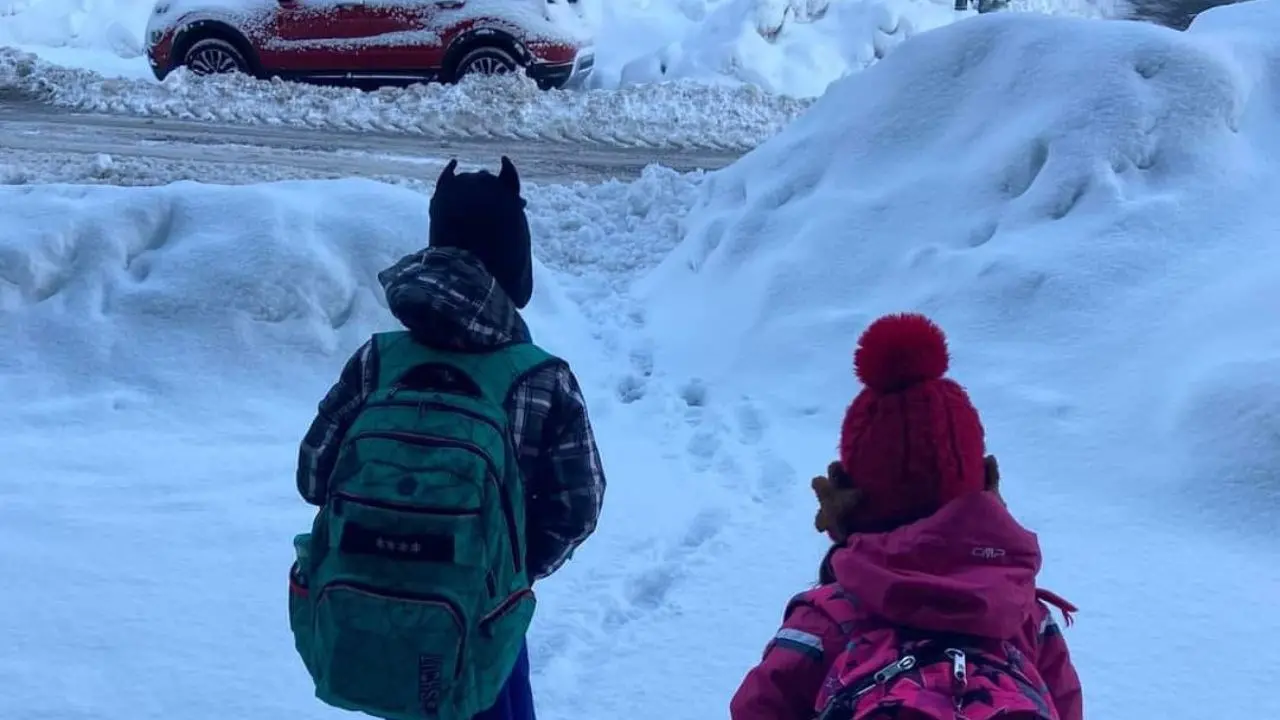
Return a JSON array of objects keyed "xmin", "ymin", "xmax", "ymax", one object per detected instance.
[{"xmin": 499, "ymin": 156, "xmax": 520, "ymax": 195}]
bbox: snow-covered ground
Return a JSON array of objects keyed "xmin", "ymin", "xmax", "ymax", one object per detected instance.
[{"xmin": 4, "ymin": 4, "xmax": 1280, "ymax": 720}]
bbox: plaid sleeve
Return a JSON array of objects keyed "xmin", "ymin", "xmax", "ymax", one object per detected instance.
[
  {"xmin": 296, "ymin": 339, "xmax": 377, "ymax": 505},
  {"xmin": 521, "ymin": 362, "xmax": 607, "ymax": 580}
]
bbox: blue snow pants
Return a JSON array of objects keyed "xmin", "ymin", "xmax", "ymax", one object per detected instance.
[{"xmin": 473, "ymin": 640, "xmax": 534, "ymax": 720}]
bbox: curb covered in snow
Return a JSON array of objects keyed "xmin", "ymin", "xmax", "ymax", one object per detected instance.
[{"xmin": 0, "ymin": 48, "xmax": 814, "ymax": 152}]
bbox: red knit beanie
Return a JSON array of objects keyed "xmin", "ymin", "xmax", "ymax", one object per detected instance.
[{"xmin": 838, "ymin": 313, "xmax": 986, "ymax": 532}]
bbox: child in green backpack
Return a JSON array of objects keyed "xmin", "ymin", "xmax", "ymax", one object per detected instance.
[{"xmin": 293, "ymin": 157, "xmax": 608, "ymax": 720}]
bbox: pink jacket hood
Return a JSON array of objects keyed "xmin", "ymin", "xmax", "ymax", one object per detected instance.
[{"xmin": 831, "ymin": 492, "xmax": 1042, "ymax": 639}]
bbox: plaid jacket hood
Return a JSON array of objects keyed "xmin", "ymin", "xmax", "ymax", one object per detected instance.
[
  {"xmin": 297, "ymin": 246, "xmax": 606, "ymax": 581},
  {"xmin": 379, "ymin": 247, "xmax": 531, "ymax": 349}
]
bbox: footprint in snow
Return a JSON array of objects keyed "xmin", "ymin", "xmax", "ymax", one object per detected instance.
[
  {"xmin": 621, "ymin": 506, "xmax": 730, "ymax": 613},
  {"xmin": 735, "ymin": 400, "xmax": 767, "ymax": 445},
  {"xmin": 752, "ymin": 451, "xmax": 799, "ymax": 505}
]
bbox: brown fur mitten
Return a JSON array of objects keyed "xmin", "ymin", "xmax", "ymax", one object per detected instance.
[{"xmin": 813, "ymin": 461, "xmax": 862, "ymax": 543}]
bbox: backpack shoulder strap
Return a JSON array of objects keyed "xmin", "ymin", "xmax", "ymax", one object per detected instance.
[
  {"xmin": 461, "ymin": 343, "xmax": 561, "ymax": 407},
  {"xmin": 371, "ymin": 331, "xmax": 560, "ymax": 407},
  {"xmin": 369, "ymin": 330, "xmax": 417, "ymax": 390},
  {"xmin": 786, "ymin": 584, "xmax": 860, "ymax": 634}
]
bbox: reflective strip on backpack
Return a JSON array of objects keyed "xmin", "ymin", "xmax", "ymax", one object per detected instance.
[{"xmin": 773, "ymin": 628, "xmax": 824, "ymax": 660}]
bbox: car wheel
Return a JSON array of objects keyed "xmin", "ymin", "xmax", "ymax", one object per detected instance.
[
  {"xmin": 454, "ymin": 46, "xmax": 519, "ymax": 79},
  {"xmin": 183, "ymin": 37, "xmax": 250, "ymax": 76}
]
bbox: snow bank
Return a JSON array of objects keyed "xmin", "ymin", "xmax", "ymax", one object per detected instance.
[
  {"xmin": 0, "ymin": 48, "xmax": 808, "ymax": 150},
  {"xmin": 598, "ymin": 0, "xmax": 1122, "ymax": 97},
  {"xmin": 0, "ymin": 166, "xmax": 698, "ymax": 414},
  {"xmin": 0, "ymin": 0, "xmax": 153, "ymax": 58},
  {"xmin": 0, "ymin": 167, "xmax": 712, "ymax": 720},
  {"xmin": 605, "ymin": 0, "xmax": 953, "ymax": 97},
  {"xmin": 638, "ymin": 4, "xmax": 1280, "ymax": 716}
]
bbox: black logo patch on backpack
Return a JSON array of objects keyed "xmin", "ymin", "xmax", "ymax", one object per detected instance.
[{"xmin": 419, "ymin": 654, "xmax": 443, "ymax": 713}]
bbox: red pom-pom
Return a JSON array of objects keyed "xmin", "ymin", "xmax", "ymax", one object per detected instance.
[{"xmin": 854, "ymin": 313, "xmax": 950, "ymax": 393}]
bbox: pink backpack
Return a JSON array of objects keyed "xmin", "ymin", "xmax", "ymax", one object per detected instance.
[{"xmin": 809, "ymin": 586, "xmax": 1059, "ymax": 720}]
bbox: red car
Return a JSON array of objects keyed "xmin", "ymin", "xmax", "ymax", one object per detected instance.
[{"xmin": 144, "ymin": 0, "xmax": 595, "ymax": 90}]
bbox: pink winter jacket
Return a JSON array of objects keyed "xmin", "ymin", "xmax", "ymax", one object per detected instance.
[{"xmin": 730, "ymin": 493, "xmax": 1083, "ymax": 720}]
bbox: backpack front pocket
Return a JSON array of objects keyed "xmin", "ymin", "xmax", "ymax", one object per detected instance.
[{"xmin": 313, "ymin": 581, "xmax": 468, "ymax": 720}]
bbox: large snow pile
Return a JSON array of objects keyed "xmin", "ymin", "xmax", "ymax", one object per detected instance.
[
  {"xmin": 634, "ymin": 3, "xmax": 1280, "ymax": 716},
  {"xmin": 0, "ymin": 0, "xmax": 152, "ymax": 56},
  {"xmin": 595, "ymin": 0, "xmax": 1121, "ymax": 96},
  {"xmin": 602, "ymin": 0, "xmax": 946, "ymax": 97},
  {"xmin": 0, "ymin": 167, "xmax": 698, "ymax": 405},
  {"xmin": 0, "ymin": 0, "xmax": 155, "ymax": 78}
]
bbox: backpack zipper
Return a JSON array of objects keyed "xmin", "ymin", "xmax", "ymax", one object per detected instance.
[
  {"xmin": 816, "ymin": 655, "xmax": 919, "ymax": 720},
  {"xmin": 319, "ymin": 580, "xmax": 467, "ymax": 678},
  {"xmin": 332, "ymin": 490, "xmax": 481, "ymax": 516},
  {"xmin": 364, "ymin": 398, "xmax": 504, "ymax": 437},
  {"xmin": 479, "ymin": 588, "xmax": 534, "ymax": 635},
  {"xmin": 818, "ymin": 647, "xmax": 1052, "ymax": 720},
  {"xmin": 348, "ymin": 431, "xmax": 524, "ymax": 574}
]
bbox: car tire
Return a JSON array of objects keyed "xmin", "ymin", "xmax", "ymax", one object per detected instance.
[
  {"xmin": 182, "ymin": 37, "xmax": 251, "ymax": 76},
  {"xmin": 453, "ymin": 45, "xmax": 520, "ymax": 80}
]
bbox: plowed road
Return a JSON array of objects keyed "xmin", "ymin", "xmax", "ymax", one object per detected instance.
[{"xmin": 0, "ymin": 92, "xmax": 740, "ymax": 184}]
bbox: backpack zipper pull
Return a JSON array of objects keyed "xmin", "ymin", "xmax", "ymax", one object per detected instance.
[
  {"xmin": 816, "ymin": 655, "xmax": 918, "ymax": 720},
  {"xmin": 873, "ymin": 655, "xmax": 917, "ymax": 685},
  {"xmin": 944, "ymin": 648, "xmax": 968, "ymax": 708},
  {"xmin": 945, "ymin": 648, "xmax": 967, "ymax": 685}
]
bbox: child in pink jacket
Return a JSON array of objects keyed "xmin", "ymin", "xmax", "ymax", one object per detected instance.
[{"xmin": 730, "ymin": 313, "xmax": 1083, "ymax": 720}]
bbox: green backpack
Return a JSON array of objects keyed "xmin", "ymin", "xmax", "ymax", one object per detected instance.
[{"xmin": 289, "ymin": 331, "xmax": 556, "ymax": 720}]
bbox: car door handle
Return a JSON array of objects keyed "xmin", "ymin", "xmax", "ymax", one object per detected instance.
[{"xmin": 435, "ymin": 0, "xmax": 463, "ymax": 7}]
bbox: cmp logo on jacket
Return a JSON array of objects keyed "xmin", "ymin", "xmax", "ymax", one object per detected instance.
[{"xmin": 971, "ymin": 546, "xmax": 1007, "ymax": 560}]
